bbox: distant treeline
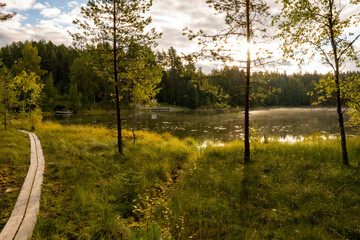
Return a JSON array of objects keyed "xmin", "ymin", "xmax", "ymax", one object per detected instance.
[{"xmin": 1, "ymin": 40, "xmax": 358, "ymax": 111}]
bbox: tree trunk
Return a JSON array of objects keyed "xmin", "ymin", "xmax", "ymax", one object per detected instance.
[
  {"xmin": 131, "ymin": 106, "xmax": 136, "ymax": 145},
  {"xmin": 113, "ymin": 2, "xmax": 123, "ymax": 154},
  {"xmin": 244, "ymin": 0, "xmax": 251, "ymax": 164},
  {"xmin": 4, "ymin": 100, "xmax": 7, "ymax": 130},
  {"xmin": 328, "ymin": 3, "xmax": 349, "ymax": 165},
  {"xmin": 8, "ymin": 107, "xmax": 11, "ymax": 127},
  {"xmin": 21, "ymin": 101, "xmax": 24, "ymax": 128},
  {"xmin": 335, "ymin": 73, "xmax": 349, "ymax": 165}
]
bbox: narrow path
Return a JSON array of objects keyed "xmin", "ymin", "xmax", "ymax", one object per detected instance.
[{"xmin": 0, "ymin": 131, "xmax": 45, "ymax": 240}]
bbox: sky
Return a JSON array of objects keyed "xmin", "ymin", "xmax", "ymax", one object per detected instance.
[{"xmin": 1, "ymin": 0, "xmax": 360, "ymax": 74}]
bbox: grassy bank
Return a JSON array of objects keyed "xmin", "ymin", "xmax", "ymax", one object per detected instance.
[
  {"xmin": 0, "ymin": 129, "xmax": 30, "ymax": 230},
  {"xmin": 2, "ymin": 122, "xmax": 360, "ymax": 239},
  {"xmin": 32, "ymin": 122, "xmax": 195, "ymax": 239},
  {"xmin": 150, "ymin": 138, "xmax": 360, "ymax": 239}
]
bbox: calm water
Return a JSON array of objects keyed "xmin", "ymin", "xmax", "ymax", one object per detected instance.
[{"xmin": 44, "ymin": 108, "xmax": 357, "ymax": 142}]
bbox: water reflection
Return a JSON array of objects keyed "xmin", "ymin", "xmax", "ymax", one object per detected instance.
[{"xmin": 45, "ymin": 108, "xmax": 357, "ymax": 142}]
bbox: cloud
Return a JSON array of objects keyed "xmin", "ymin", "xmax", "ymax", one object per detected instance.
[
  {"xmin": 68, "ymin": 1, "xmax": 80, "ymax": 8},
  {"xmin": 40, "ymin": 7, "xmax": 62, "ymax": 18},
  {"xmin": 149, "ymin": 0, "xmax": 225, "ymax": 55},
  {"xmin": 33, "ymin": 3, "xmax": 46, "ymax": 10},
  {"xmin": 4, "ymin": 0, "xmax": 35, "ymax": 10},
  {"xmin": 0, "ymin": 3, "xmax": 83, "ymax": 47}
]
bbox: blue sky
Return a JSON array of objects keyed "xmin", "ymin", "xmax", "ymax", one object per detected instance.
[{"xmin": 1, "ymin": 0, "xmax": 360, "ymax": 74}]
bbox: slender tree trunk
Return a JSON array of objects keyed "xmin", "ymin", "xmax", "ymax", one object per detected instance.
[
  {"xmin": 113, "ymin": 2, "xmax": 123, "ymax": 154},
  {"xmin": 8, "ymin": 106, "xmax": 11, "ymax": 127},
  {"xmin": 334, "ymin": 71, "xmax": 349, "ymax": 165},
  {"xmin": 244, "ymin": 0, "xmax": 251, "ymax": 164},
  {"xmin": 131, "ymin": 106, "xmax": 136, "ymax": 145},
  {"xmin": 21, "ymin": 101, "xmax": 24, "ymax": 128},
  {"xmin": 328, "ymin": 2, "xmax": 349, "ymax": 165},
  {"xmin": 4, "ymin": 100, "xmax": 7, "ymax": 130}
]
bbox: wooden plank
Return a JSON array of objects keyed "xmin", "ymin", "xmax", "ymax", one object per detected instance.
[{"xmin": 0, "ymin": 131, "xmax": 45, "ymax": 240}]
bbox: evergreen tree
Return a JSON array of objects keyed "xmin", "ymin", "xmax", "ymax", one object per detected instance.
[
  {"xmin": 0, "ymin": 3, "xmax": 15, "ymax": 21},
  {"xmin": 0, "ymin": 61, "xmax": 16, "ymax": 129},
  {"xmin": 71, "ymin": 0, "xmax": 161, "ymax": 154},
  {"xmin": 184, "ymin": 0, "xmax": 271, "ymax": 164},
  {"xmin": 12, "ymin": 42, "xmax": 47, "ymax": 77},
  {"xmin": 68, "ymin": 83, "xmax": 82, "ymax": 113},
  {"xmin": 41, "ymin": 73, "xmax": 58, "ymax": 111}
]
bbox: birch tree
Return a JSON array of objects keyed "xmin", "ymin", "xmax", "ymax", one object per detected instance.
[
  {"xmin": 274, "ymin": 0, "xmax": 360, "ymax": 165},
  {"xmin": 14, "ymin": 71, "xmax": 44, "ymax": 128}
]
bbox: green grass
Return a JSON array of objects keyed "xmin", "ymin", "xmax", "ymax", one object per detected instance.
[
  {"xmin": 31, "ymin": 122, "xmax": 195, "ymax": 239},
  {"xmin": 0, "ymin": 129, "xmax": 30, "ymax": 230},
  {"xmin": 150, "ymin": 138, "xmax": 360, "ymax": 239},
  {"xmin": 2, "ymin": 120, "xmax": 360, "ymax": 239}
]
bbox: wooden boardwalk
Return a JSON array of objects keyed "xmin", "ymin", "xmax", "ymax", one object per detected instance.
[
  {"xmin": 0, "ymin": 131, "xmax": 45, "ymax": 240},
  {"xmin": 152, "ymin": 107, "xmax": 170, "ymax": 112}
]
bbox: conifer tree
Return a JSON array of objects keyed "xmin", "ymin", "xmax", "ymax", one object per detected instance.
[
  {"xmin": 184, "ymin": 0, "xmax": 270, "ymax": 164},
  {"xmin": 0, "ymin": 3, "xmax": 15, "ymax": 21},
  {"xmin": 71, "ymin": 0, "xmax": 161, "ymax": 154}
]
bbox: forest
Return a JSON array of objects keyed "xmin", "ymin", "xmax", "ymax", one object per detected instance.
[
  {"xmin": 1, "ymin": 0, "xmax": 360, "ymax": 239},
  {"xmin": 1, "ymin": 40, "xmax": 357, "ymax": 113}
]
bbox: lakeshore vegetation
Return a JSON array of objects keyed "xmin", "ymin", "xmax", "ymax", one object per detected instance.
[
  {"xmin": 1, "ymin": 0, "xmax": 360, "ymax": 239},
  {"xmin": 0, "ymin": 123, "xmax": 359, "ymax": 239}
]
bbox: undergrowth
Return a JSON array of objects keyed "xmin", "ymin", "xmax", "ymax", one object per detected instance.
[
  {"xmin": 151, "ymin": 138, "xmax": 360, "ymax": 239},
  {"xmin": 0, "ymin": 129, "xmax": 30, "ymax": 230},
  {"xmin": 2, "ymin": 121, "xmax": 360, "ymax": 240},
  {"xmin": 31, "ymin": 122, "xmax": 195, "ymax": 239}
]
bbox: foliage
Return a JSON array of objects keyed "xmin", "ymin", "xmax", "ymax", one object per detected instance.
[
  {"xmin": 273, "ymin": 0, "xmax": 360, "ymax": 67},
  {"xmin": 0, "ymin": 3, "xmax": 15, "ymax": 21},
  {"xmin": 184, "ymin": 0, "xmax": 271, "ymax": 64},
  {"xmin": 157, "ymin": 47, "xmax": 226, "ymax": 109},
  {"xmin": 13, "ymin": 71, "xmax": 44, "ymax": 113},
  {"xmin": 41, "ymin": 73, "xmax": 58, "ymax": 111},
  {"xmin": 12, "ymin": 42, "xmax": 47, "ymax": 77},
  {"xmin": 184, "ymin": 0, "xmax": 273, "ymax": 163},
  {"xmin": 0, "ymin": 39, "xmax": 348, "ymax": 113},
  {"xmin": 0, "ymin": 60, "xmax": 16, "ymax": 129},
  {"xmin": 68, "ymin": 83, "xmax": 82, "ymax": 113},
  {"xmin": 343, "ymin": 75, "xmax": 360, "ymax": 131},
  {"xmin": 29, "ymin": 106, "xmax": 43, "ymax": 130},
  {"xmin": 274, "ymin": 0, "xmax": 360, "ymax": 165},
  {"xmin": 69, "ymin": 56, "xmax": 105, "ymax": 109},
  {"xmin": 71, "ymin": 0, "xmax": 161, "ymax": 153},
  {"xmin": 121, "ymin": 43, "xmax": 163, "ymax": 107}
]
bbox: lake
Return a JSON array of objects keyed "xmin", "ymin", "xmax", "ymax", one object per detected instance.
[{"xmin": 44, "ymin": 108, "xmax": 357, "ymax": 142}]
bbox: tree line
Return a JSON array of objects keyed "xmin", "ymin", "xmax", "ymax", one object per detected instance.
[
  {"xmin": 1, "ymin": 40, "xmax": 351, "ymax": 113},
  {"xmin": 1, "ymin": 0, "xmax": 360, "ymax": 165}
]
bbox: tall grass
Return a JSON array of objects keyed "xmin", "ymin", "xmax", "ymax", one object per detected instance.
[
  {"xmin": 32, "ymin": 122, "xmax": 195, "ymax": 239},
  {"xmin": 150, "ymin": 138, "xmax": 360, "ymax": 239},
  {"xmin": 0, "ymin": 129, "xmax": 30, "ymax": 229},
  {"xmin": 3, "ymin": 119, "xmax": 359, "ymax": 239}
]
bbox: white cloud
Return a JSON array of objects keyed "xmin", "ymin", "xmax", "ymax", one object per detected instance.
[
  {"xmin": 68, "ymin": 1, "xmax": 79, "ymax": 8},
  {"xmin": 33, "ymin": 3, "xmax": 46, "ymax": 10},
  {"xmin": 0, "ymin": 0, "xmax": 359, "ymax": 74},
  {"xmin": 0, "ymin": 2, "xmax": 83, "ymax": 47},
  {"xmin": 40, "ymin": 7, "xmax": 61, "ymax": 18},
  {"xmin": 4, "ymin": 0, "xmax": 35, "ymax": 10}
]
